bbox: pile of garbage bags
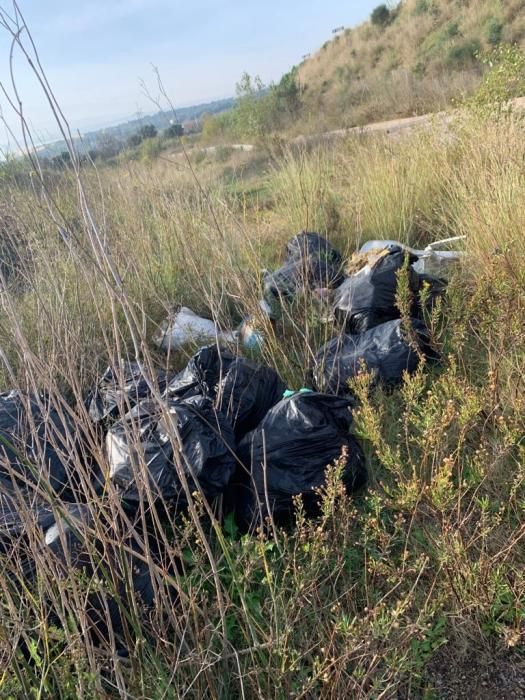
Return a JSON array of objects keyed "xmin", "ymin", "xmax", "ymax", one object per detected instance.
[{"xmin": 0, "ymin": 230, "xmax": 458, "ymax": 648}]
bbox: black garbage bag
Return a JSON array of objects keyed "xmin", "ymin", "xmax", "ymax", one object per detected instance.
[
  {"xmin": 313, "ymin": 318, "xmax": 436, "ymax": 396},
  {"xmin": 334, "ymin": 247, "xmax": 447, "ymax": 334},
  {"xmin": 334, "ymin": 247, "xmax": 420, "ymax": 334},
  {"xmin": 106, "ymin": 395, "xmax": 236, "ymax": 510},
  {"xmin": 0, "ymin": 475, "xmax": 55, "ymax": 555},
  {"xmin": 0, "ymin": 391, "xmax": 85, "ymax": 497},
  {"xmin": 286, "ymin": 232, "xmax": 343, "ymax": 265},
  {"xmin": 164, "ymin": 345, "xmax": 238, "ymax": 400},
  {"xmin": 87, "ymin": 360, "xmax": 169, "ymax": 425},
  {"xmin": 264, "ymin": 258, "xmax": 345, "ymax": 303},
  {"xmin": 236, "ymin": 392, "xmax": 367, "ymax": 527},
  {"xmin": 165, "ymin": 346, "xmax": 286, "ymax": 439},
  {"xmin": 35, "ymin": 504, "xmax": 177, "ymax": 652},
  {"xmin": 263, "ymin": 232, "xmax": 345, "ymax": 307},
  {"xmin": 216, "ymin": 357, "xmax": 286, "ymax": 438}
]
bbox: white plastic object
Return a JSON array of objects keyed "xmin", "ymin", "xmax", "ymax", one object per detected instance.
[
  {"xmin": 359, "ymin": 237, "xmax": 466, "ymax": 278},
  {"xmin": 153, "ymin": 307, "xmax": 238, "ymax": 352}
]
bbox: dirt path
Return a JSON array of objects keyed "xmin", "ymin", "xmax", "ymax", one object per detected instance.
[{"xmin": 175, "ymin": 96, "xmax": 525, "ymax": 159}]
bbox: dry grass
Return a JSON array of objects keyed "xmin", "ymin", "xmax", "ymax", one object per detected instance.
[
  {"xmin": 0, "ymin": 104, "xmax": 524, "ymax": 698},
  {"xmin": 293, "ymin": 0, "xmax": 525, "ymax": 133}
]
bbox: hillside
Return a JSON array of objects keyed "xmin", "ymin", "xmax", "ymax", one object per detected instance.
[{"xmin": 291, "ymin": 0, "xmax": 525, "ymax": 131}]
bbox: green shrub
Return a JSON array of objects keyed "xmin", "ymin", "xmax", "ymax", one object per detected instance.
[
  {"xmin": 413, "ymin": 60, "xmax": 426, "ymax": 77},
  {"xmin": 447, "ymin": 39, "xmax": 481, "ymax": 66},
  {"xmin": 413, "ymin": 0, "xmax": 440, "ymax": 17},
  {"xmin": 139, "ymin": 136, "xmax": 162, "ymax": 161},
  {"xmin": 445, "ymin": 21, "xmax": 460, "ymax": 38},
  {"xmin": 485, "ymin": 16, "xmax": 503, "ymax": 46},
  {"xmin": 468, "ymin": 44, "xmax": 525, "ymax": 116},
  {"xmin": 126, "ymin": 124, "xmax": 158, "ymax": 149},
  {"xmin": 370, "ymin": 4, "xmax": 391, "ymax": 28},
  {"xmin": 414, "ymin": 0, "xmax": 429, "ymax": 14}
]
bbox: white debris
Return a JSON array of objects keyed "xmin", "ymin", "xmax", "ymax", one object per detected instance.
[{"xmin": 153, "ymin": 307, "xmax": 238, "ymax": 352}]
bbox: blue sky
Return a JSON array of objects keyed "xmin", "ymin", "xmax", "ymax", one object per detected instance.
[{"xmin": 0, "ymin": 1, "xmax": 378, "ymax": 143}]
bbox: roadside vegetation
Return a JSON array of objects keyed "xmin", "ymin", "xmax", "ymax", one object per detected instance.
[{"xmin": 199, "ymin": 0, "xmax": 525, "ymax": 141}]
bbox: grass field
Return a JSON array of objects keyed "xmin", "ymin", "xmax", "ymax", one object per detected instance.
[{"xmin": 0, "ymin": 108, "xmax": 524, "ymax": 698}]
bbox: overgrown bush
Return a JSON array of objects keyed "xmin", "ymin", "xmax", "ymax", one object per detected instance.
[
  {"xmin": 446, "ymin": 39, "xmax": 481, "ymax": 66},
  {"xmin": 371, "ymin": 4, "xmax": 392, "ymax": 28},
  {"xmin": 127, "ymin": 124, "xmax": 158, "ymax": 148},
  {"xmin": 485, "ymin": 16, "xmax": 504, "ymax": 45},
  {"xmin": 139, "ymin": 136, "xmax": 163, "ymax": 161},
  {"xmin": 467, "ymin": 44, "xmax": 525, "ymax": 116}
]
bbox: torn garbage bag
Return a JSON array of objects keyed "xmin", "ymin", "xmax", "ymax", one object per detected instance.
[
  {"xmin": 87, "ymin": 360, "xmax": 169, "ymax": 425},
  {"xmin": 313, "ymin": 318, "xmax": 435, "ymax": 396},
  {"xmin": 107, "ymin": 395, "xmax": 236, "ymax": 510},
  {"xmin": 165, "ymin": 345, "xmax": 286, "ymax": 439},
  {"xmin": 36, "ymin": 504, "xmax": 177, "ymax": 651},
  {"xmin": 359, "ymin": 236, "xmax": 465, "ymax": 279},
  {"xmin": 0, "ymin": 390, "xmax": 85, "ymax": 497},
  {"xmin": 334, "ymin": 246, "xmax": 418, "ymax": 333},
  {"xmin": 0, "ymin": 475, "xmax": 55, "ymax": 555},
  {"xmin": 263, "ymin": 232, "xmax": 344, "ymax": 309},
  {"xmin": 153, "ymin": 307, "xmax": 239, "ymax": 352},
  {"xmin": 236, "ymin": 392, "xmax": 366, "ymax": 527},
  {"xmin": 334, "ymin": 246, "xmax": 442, "ymax": 334}
]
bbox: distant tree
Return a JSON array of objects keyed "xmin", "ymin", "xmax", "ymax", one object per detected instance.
[
  {"xmin": 51, "ymin": 151, "xmax": 71, "ymax": 168},
  {"xmin": 127, "ymin": 133, "xmax": 143, "ymax": 148},
  {"xmin": 271, "ymin": 68, "xmax": 301, "ymax": 117},
  {"xmin": 139, "ymin": 124, "xmax": 157, "ymax": 140},
  {"xmin": 95, "ymin": 132, "xmax": 122, "ymax": 159},
  {"xmin": 164, "ymin": 123, "xmax": 184, "ymax": 138},
  {"xmin": 127, "ymin": 124, "xmax": 158, "ymax": 149},
  {"xmin": 232, "ymin": 72, "xmax": 268, "ymax": 139},
  {"xmin": 201, "ymin": 112, "xmax": 232, "ymax": 141},
  {"xmin": 370, "ymin": 4, "xmax": 392, "ymax": 28}
]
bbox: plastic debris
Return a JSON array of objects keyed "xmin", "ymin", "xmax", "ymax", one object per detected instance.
[
  {"xmin": 334, "ymin": 246, "xmax": 443, "ymax": 334},
  {"xmin": 165, "ymin": 345, "xmax": 286, "ymax": 439},
  {"xmin": 238, "ymin": 317, "xmax": 266, "ymax": 351},
  {"xmin": 87, "ymin": 360, "xmax": 170, "ymax": 424},
  {"xmin": 153, "ymin": 307, "xmax": 239, "ymax": 352},
  {"xmin": 235, "ymin": 392, "xmax": 367, "ymax": 527},
  {"xmin": 334, "ymin": 247, "xmax": 417, "ymax": 333},
  {"xmin": 359, "ymin": 236, "xmax": 465, "ymax": 279},
  {"xmin": 0, "ymin": 390, "xmax": 84, "ymax": 497},
  {"xmin": 0, "ymin": 475, "xmax": 55, "ymax": 555},
  {"xmin": 106, "ymin": 395, "xmax": 236, "ymax": 509},
  {"xmin": 38, "ymin": 504, "xmax": 176, "ymax": 651},
  {"xmin": 263, "ymin": 232, "xmax": 345, "ymax": 310},
  {"xmin": 313, "ymin": 318, "xmax": 436, "ymax": 395}
]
